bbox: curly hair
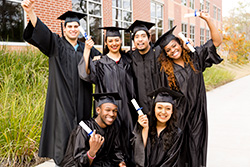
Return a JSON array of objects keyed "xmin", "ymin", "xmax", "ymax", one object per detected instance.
[
  {"xmin": 158, "ymin": 37, "xmax": 197, "ymax": 90},
  {"xmin": 149, "ymin": 103, "xmax": 178, "ymax": 151}
]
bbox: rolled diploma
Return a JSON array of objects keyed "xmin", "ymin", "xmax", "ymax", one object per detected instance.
[
  {"xmin": 78, "ymin": 26, "xmax": 89, "ymax": 40},
  {"xmin": 79, "ymin": 121, "xmax": 93, "ymax": 136},
  {"xmin": 184, "ymin": 10, "xmax": 200, "ymax": 18},
  {"xmin": 178, "ymin": 32, "xmax": 195, "ymax": 52},
  {"xmin": 131, "ymin": 99, "xmax": 144, "ymax": 115}
]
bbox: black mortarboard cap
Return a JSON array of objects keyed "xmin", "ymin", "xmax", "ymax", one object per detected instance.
[
  {"xmin": 148, "ymin": 87, "xmax": 183, "ymax": 105},
  {"xmin": 58, "ymin": 11, "xmax": 87, "ymax": 25},
  {"xmin": 98, "ymin": 26, "xmax": 126, "ymax": 37},
  {"xmin": 154, "ymin": 25, "xmax": 177, "ymax": 49},
  {"xmin": 93, "ymin": 92, "xmax": 121, "ymax": 107},
  {"xmin": 126, "ymin": 20, "xmax": 155, "ymax": 39}
]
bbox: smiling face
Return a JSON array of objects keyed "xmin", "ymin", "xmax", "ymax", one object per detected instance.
[
  {"xmin": 133, "ymin": 30, "xmax": 150, "ymax": 54},
  {"xmin": 154, "ymin": 102, "xmax": 173, "ymax": 125},
  {"xmin": 64, "ymin": 21, "xmax": 80, "ymax": 41},
  {"xmin": 96, "ymin": 103, "xmax": 118, "ymax": 128},
  {"xmin": 163, "ymin": 39, "xmax": 183, "ymax": 61},
  {"xmin": 105, "ymin": 36, "xmax": 122, "ymax": 54}
]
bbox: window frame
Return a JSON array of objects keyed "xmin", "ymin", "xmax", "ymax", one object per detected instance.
[
  {"xmin": 189, "ymin": 0, "xmax": 195, "ymax": 10},
  {"xmin": 0, "ymin": 0, "xmax": 28, "ymax": 46},
  {"xmin": 112, "ymin": 0, "xmax": 133, "ymax": 47},
  {"xmin": 181, "ymin": 23, "xmax": 188, "ymax": 37},
  {"xmin": 190, "ymin": 25, "xmax": 195, "ymax": 44},
  {"xmin": 150, "ymin": 0, "xmax": 164, "ymax": 43},
  {"xmin": 206, "ymin": 0, "xmax": 210, "ymax": 13},
  {"xmin": 168, "ymin": 18, "xmax": 174, "ymax": 30},
  {"xmin": 72, "ymin": 0, "xmax": 103, "ymax": 47},
  {"xmin": 181, "ymin": 0, "xmax": 187, "ymax": 6},
  {"xmin": 200, "ymin": 27, "xmax": 205, "ymax": 45}
]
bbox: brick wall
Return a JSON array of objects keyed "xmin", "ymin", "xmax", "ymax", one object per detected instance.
[
  {"xmin": 103, "ymin": 0, "xmax": 112, "ymax": 26},
  {"xmin": 133, "ymin": 0, "xmax": 151, "ymax": 21},
  {"xmin": 31, "ymin": 0, "xmax": 72, "ymax": 35}
]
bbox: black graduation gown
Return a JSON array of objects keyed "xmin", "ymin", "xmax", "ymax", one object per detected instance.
[
  {"xmin": 132, "ymin": 123, "xmax": 182, "ymax": 167},
  {"xmin": 62, "ymin": 118, "xmax": 125, "ymax": 167},
  {"xmin": 161, "ymin": 40, "xmax": 223, "ymax": 166},
  {"xmin": 23, "ymin": 18, "xmax": 100, "ymax": 165},
  {"xmin": 131, "ymin": 46, "xmax": 162, "ymax": 114},
  {"xmin": 78, "ymin": 53, "xmax": 136, "ymax": 164}
]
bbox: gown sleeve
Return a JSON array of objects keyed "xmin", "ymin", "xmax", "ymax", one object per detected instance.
[
  {"xmin": 73, "ymin": 126, "xmax": 91, "ymax": 167},
  {"xmin": 194, "ymin": 39, "xmax": 223, "ymax": 72},
  {"xmin": 110, "ymin": 125, "xmax": 125, "ymax": 165},
  {"xmin": 160, "ymin": 128, "xmax": 183, "ymax": 167},
  {"xmin": 131, "ymin": 122, "xmax": 146, "ymax": 167},
  {"xmin": 78, "ymin": 54, "xmax": 99, "ymax": 83},
  {"xmin": 23, "ymin": 18, "xmax": 56, "ymax": 57}
]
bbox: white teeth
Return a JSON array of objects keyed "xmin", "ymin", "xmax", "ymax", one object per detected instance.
[{"xmin": 106, "ymin": 118, "xmax": 113, "ymax": 122}]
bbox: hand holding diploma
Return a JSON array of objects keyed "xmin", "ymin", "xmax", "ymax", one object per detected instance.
[
  {"xmin": 78, "ymin": 26, "xmax": 89, "ymax": 40},
  {"xmin": 184, "ymin": 9, "xmax": 200, "ymax": 18},
  {"xmin": 178, "ymin": 32, "xmax": 195, "ymax": 52}
]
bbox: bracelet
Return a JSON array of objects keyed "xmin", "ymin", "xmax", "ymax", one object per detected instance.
[{"xmin": 87, "ymin": 151, "xmax": 96, "ymax": 159}]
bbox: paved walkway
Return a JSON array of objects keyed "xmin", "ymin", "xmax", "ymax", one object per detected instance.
[
  {"xmin": 207, "ymin": 75, "xmax": 250, "ymax": 167},
  {"xmin": 36, "ymin": 75, "xmax": 250, "ymax": 167}
]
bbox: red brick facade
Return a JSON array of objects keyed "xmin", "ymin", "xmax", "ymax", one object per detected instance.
[
  {"xmin": 32, "ymin": 0, "xmax": 72, "ymax": 35},
  {"xmin": 20, "ymin": 0, "xmax": 222, "ymax": 46}
]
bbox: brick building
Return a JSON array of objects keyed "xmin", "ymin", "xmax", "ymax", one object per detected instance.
[{"xmin": 1, "ymin": 0, "xmax": 222, "ymax": 49}]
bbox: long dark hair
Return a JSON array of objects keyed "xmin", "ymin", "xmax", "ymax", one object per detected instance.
[
  {"xmin": 149, "ymin": 102, "xmax": 178, "ymax": 151},
  {"xmin": 158, "ymin": 37, "xmax": 198, "ymax": 90}
]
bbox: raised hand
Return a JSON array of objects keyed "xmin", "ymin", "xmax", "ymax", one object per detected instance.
[
  {"xmin": 88, "ymin": 130, "xmax": 104, "ymax": 157},
  {"xmin": 138, "ymin": 114, "xmax": 149, "ymax": 129},
  {"xmin": 84, "ymin": 37, "xmax": 95, "ymax": 50},
  {"xmin": 21, "ymin": 0, "xmax": 35, "ymax": 13}
]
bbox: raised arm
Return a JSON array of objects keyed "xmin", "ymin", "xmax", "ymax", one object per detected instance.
[
  {"xmin": 21, "ymin": 0, "xmax": 37, "ymax": 27},
  {"xmin": 83, "ymin": 37, "xmax": 95, "ymax": 74},
  {"xmin": 138, "ymin": 114, "xmax": 149, "ymax": 147},
  {"xmin": 200, "ymin": 11, "xmax": 222, "ymax": 47}
]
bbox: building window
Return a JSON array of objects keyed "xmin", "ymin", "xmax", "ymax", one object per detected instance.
[
  {"xmin": 213, "ymin": 5, "xmax": 217, "ymax": 19},
  {"xmin": 206, "ymin": 29, "xmax": 210, "ymax": 42},
  {"xmin": 112, "ymin": 0, "xmax": 132, "ymax": 46},
  {"xmin": 190, "ymin": 25, "xmax": 195, "ymax": 44},
  {"xmin": 189, "ymin": 0, "xmax": 194, "ymax": 9},
  {"xmin": 200, "ymin": 28, "xmax": 205, "ymax": 45},
  {"xmin": 217, "ymin": 8, "xmax": 221, "ymax": 21},
  {"xmin": 151, "ymin": 1, "xmax": 163, "ymax": 43},
  {"xmin": 0, "ymin": 0, "xmax": 25, "ymax": 42},
  {"xmin": 206, "ymin": 0, "xmax": 210, "ymax": 13},
  {"xmin": 181, "ymin": 23, "xmax": 187, "ymax": 37},
  {"xmin": 200, "ymin": 0, "xmax": 204, "ymax": 10},
  {"xmin": 72, "ymin": 0, "xmax": 103, "ymax": 45},
  {"xmin": 168, "ymin": 19, "xmax": 174, "ymax": 30},
  {"xmin": 181, "ymin": 0, "xmax": 187, "ymax": 6}
]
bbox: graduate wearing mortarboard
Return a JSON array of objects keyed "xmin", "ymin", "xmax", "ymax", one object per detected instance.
[
  {"xmin": 155, "ymin": 11, "xmax": 223, "ymax": 167},
  {"xmin": 132, "ymin": 87, "xmax": 183, "ymax": 167},
  {"xmin": 127, "ymin": 20, "xmax": 162, "ymax": 115},
  {"xmin": 78, "ymin": 26, "xmax": 136, "ymax": 166},
  {"xmin": 61, "ymin": 92, "xmax": 126, "ymax": 167},
  {"xmin": 21, "ymin": 0, "xmax": 100, "ymax": 165}
]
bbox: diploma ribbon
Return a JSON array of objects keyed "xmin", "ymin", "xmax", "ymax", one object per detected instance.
[{"xmin": 131, "ymin": 99, "xmax": 144, "ymax": 115}]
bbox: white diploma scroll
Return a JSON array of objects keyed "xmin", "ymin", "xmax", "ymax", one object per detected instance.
[
  {"xmin": 79, "ymin": 121, "xmax": 93, "ymax": 136},
  {"xmin": 178, "ymin": 32, "xmax": 195, "ymax": 53},
  {"xmin": 131, "ymin": 99, "xmax": 144, "ymax": 116},
  {"xmin": 78, "ymin": 26, "xmax": 89, "ymax": 40},
  {"xmin": 184, "ymin": 10, "xmax": 200, "ymax": 18}
]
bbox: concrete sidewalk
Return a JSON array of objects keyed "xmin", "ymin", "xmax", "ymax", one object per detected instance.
[
  {"xmin": 36, "ymin": 75, "xmax": 250, "ymax": 167},
  {"xmin": 207, "ymin": 75, "xmax": 250, "ymax": 166}
]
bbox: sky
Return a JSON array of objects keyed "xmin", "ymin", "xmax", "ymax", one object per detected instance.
[{"xmin": 222, "ymin": 0, "xmax": 248, "ymax": 17}]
